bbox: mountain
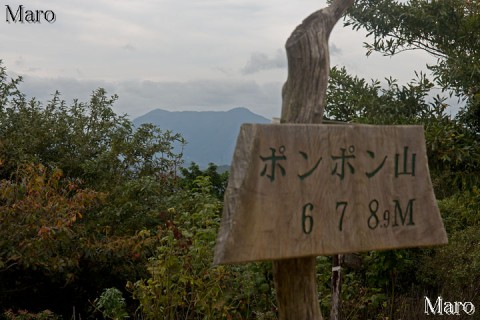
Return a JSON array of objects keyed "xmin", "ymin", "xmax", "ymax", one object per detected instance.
[{"xmin": 133, "ymin": 107, "xmax": 270, "ymax": 167}]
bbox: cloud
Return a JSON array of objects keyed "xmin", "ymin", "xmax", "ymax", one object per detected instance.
[
  {"xmin": 122, "ymin": 44, "xmax": 136, "ymax": 51},
  {"xmin": 114, "ymin": 78, "xmax": 282, "ymax": 119},
  {"xmin": 12, "ymin": 73, "xmax": 282, "ymax": 120},
  {"xmin": 15, "ymin": 56, "xmax": 25, "ymax": 67},
  {"xmin": 15, "ymin": 73, "xmax": 112, "ymax": 104},
  {"xmin": 241, "ymin": 43, "xmax": 340, "ymax": 76},
  {"xmin": 242, "ymin": 49, "xmax": 287, "ymax": 74},
  {"xmin": 330, "ymin": 43, "xmax": 342, "ymax": 56}
]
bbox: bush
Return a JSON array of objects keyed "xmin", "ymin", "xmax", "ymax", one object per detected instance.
[
  {"xmin": 130, "ymin": 176, "xmax": 277, "ymax": 319},
  {"xmin": 2, "ymin": 310, "xmax": 61, "ymax": 320},
  {"xmin": 94, "ymin": 288, "xmax": 129, "ymax": 320}
]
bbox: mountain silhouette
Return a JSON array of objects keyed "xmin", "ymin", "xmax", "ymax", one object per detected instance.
[{"xmin": 133, "ymin": 107, "xmax": 270, "ymax": 167}]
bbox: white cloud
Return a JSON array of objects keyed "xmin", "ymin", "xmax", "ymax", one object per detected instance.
[
  {"xmin": 13, "ymin": 73, "xmax": 282, "ymax": 119},
  {"xmin": 242, "ymin": 49, "xmax": 286, "ymax": 74}
]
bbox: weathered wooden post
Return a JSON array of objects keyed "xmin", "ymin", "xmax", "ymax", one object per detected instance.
[
  {"xmin": 281, "ymin": 0, "xmax": 354, "ymax": 124},
  {"xmin": 214, "ymin": 1, "xmax": 448, "ymax": 319},
  {"xmin": 275, "ymin": 1, "xmax": 353, "ymax": 318}
]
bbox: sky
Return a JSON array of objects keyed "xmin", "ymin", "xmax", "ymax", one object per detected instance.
[{"xmin": 1, "ymin": 0, "xmax": 437, "ymax": 120}]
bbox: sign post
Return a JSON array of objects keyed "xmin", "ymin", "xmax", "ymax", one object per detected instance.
[
  {"xmin": 214, "ymin": 0, "xmax": 447, "ymax": 319},
  {"xmin": 214, "ymin": 124, "xmax": 447, "ymax": 263}
]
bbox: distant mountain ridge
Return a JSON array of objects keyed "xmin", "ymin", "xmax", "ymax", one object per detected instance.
[{"xmin": 133, "ymin": 107, "xmax": 270, "ymax": 167}]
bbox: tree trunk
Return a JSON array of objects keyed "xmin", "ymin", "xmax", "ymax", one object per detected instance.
[{"xmin": 275, "ymin": 0, "xmax": 353, "ymax": 319}]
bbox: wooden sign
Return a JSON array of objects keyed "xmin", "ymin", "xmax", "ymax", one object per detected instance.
[{"xmin": 214, "ymin": 124, "xmax": 448, "ymax": 265}]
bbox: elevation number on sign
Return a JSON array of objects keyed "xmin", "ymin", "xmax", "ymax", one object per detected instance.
[{"xmin": 299, "ymin": 198, "xmax": 416, "ymax": 235}]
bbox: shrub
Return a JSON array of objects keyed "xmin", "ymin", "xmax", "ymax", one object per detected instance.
[
  {"xmin": 94, "ymin": 288, "xmax": 129, "ymax": 320},
  {"xmin": 130, "ymin": 176, "xmax": 277, "ymax": 319}
]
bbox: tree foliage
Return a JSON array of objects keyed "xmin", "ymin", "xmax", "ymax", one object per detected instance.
[
  {"xmin": 346, "ymin": 0, "xmax": 480, "ymax": 133},
  {"xmin": 0, "ymin": 61, "xmax": 275, "ymax": 319},
  {"xmin": 0, "ymin": 163, "xmax": 104, "ymax": 279},
  {"xmin": 0, "ymin": 62, "xmax": 185, "ymax": 315},
  {"xmin": 131, "ymin": 177, "xmax": 276, "ymax": 319},
  {"xmin": 326, "ymin": 66, "xmax": 480, "ymax": 196},
  {"xmin": 326, "ymin": 66, "xmax": 439, "ymax": 123},
  {"xmin": 317, "ymin": 2, "xmax": 480, "ymax": 318},
  {"xmin": 0, "ymin": 81, "xmax": 185, "ymax": 191},
  {"xmin": 179, "ymin": 162, "xmax": 229, "ymax": 200}
]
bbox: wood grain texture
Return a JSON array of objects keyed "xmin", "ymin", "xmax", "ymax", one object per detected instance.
[
  {"xmin": 214, "ymin": 124, "xmax": 448, "ymax": 264},
  {"xmin": 215, "ymin": 1, "xmax": 354, "ymax": 318},
  {"xmin": 281, "ymin": 0, "xmax": 354, "ymax": 124},
  {"xmin": 273, "ymin": 257, "xmax": 323, "ymax": 320},
  {"xmin": 277, "ymin": 1, "xmax": 353, "ymax": 318}
]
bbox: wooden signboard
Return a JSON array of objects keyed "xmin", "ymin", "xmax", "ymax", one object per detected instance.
[{"xmin": 214, "ymin": 124, "xmax": 448, "ymax": 265}]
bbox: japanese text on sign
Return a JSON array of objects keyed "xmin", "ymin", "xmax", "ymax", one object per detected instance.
[
  {"xmin": 214, "ymin": 124, "xmax": 448, "ymax": 265},
  {"xmin": 258, "ymin": 144, "xmax": 417, "ymax": 235}
]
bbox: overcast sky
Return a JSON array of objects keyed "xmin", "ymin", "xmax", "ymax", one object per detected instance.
[{"xmin": 1, "ymin": 0, "xmax": 436, "ymax": 120}]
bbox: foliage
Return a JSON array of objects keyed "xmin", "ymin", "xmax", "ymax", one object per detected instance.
[
  {"xmin": 2, "ymin": 310, "xmax": 61, "ymax": 320},
  {"xmin": 324, "ymin": 66, "xmax": 480, "ymax": 318},
  {"xmin": 0, "ymin": 163, "xmax": 104, "ymax": 280},
  {"xmin": 327, "ymin": 65, "xmax": 480, "ymax": 196},
  {"xmin": 0, "ymin": 61, "xmax": 185, "ymax": 196},
  {"xmin": 321, "ymin": 68, "xmax": 480, "ymax": 319},
  {"xmin": 346, "ymin": 0, "xmax": 480, "ymax": 90},
  {"xmin": 130, "ymin": 177, "xmax": 277, "ymax": 319},
  {"xmin": 0, "ymin": 61, "xmax": 275, "ymax": 318},
  {"xmin": 315, "ymin": 250, "xmax": 422, "ymax": 319},
  {"xmin": 0, "ymin": 60, "xmax": 186, "ymax": 238},
  {"xmin": 0, "ymin": 162, "xmax": 163, "ymax": 315},
  {"xmin": 346, "ymin": 0, "xmax": 480, "ymax": 134},
  {"xmin": 94, "ymin": 288, "xmax": 129, "ymax": 320},
  {"xmin": 437, "ymin": 187, "xmax": 480, "ymax": 235},
  {"xmin": 321, "ymin": 2, "xmax": 480, "ymax": 317},
  {"xmin": 0, "ymin": 62, "xmax": 184, "ymax": 317},
  {"xmin": 179, "ymin": 162, "xmax": 229, "ymax": 200},
  {"xmin": 416, "ymin": 189, "xmax": 480, "ymax": 308},
  {"xmin": 419, "ymin": 226, "xmax": 480, "ymax": 302},
  {"xmin": 326, "ymin": 66, "xmax": 441, "ymax": 124}
]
